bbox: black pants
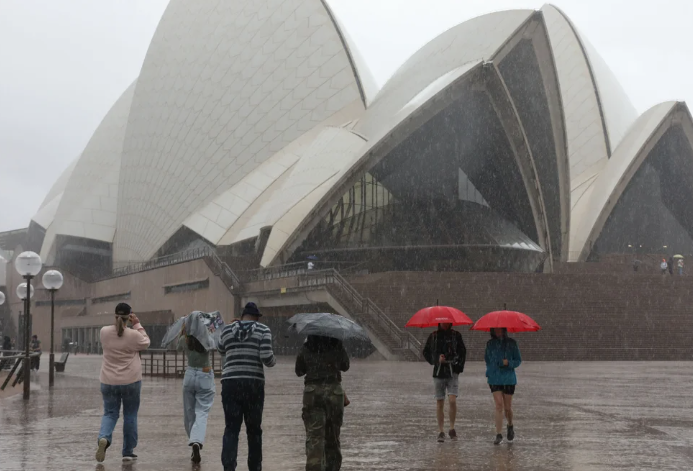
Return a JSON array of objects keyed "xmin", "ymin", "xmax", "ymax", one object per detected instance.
[{"xmin": 221, "ymin": 379, "xmax": 265, "ymax": 471}]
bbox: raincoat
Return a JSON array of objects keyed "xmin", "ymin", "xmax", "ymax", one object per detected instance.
[{"xmin": 484, "ymin": 333, "xmax": 522, "ymax": 386}]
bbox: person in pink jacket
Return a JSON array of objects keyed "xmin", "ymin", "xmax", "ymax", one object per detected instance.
[{"xmin": 95, "ymin": 303, "xmax": 151, "ymax": 463}]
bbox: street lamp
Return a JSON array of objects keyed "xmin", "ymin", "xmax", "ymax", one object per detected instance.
[
  {"xmin": 42, "ymin": 270, "xmax": 63, "ymax": 387},
  {"xmin": 15, "ymin": 251, "xmax": 42, "ymax": 400},
  {"xmin": 0, "ymin": 291, "xmax": 4, "ymax": 349},
  {"xmin": 16, "ymin": 283, "xmax": 35, "ymax": 300}
]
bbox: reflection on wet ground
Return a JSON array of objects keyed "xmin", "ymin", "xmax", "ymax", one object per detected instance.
[{"xmin": 1, "ymin": 357, "xmax": 693, "ymax": 470}]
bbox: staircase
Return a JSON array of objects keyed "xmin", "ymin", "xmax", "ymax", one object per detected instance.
[
  {"xmin": 203, "ymin": 251, "xmax": 242, "ymax": 292},
  {"xmin": 271, "ymin": 269, "xmax": 422, "ymax": 361}
]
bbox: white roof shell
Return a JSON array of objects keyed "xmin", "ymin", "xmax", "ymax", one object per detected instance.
[
  {"xmin": 569, "ymin": 101, "xmax": 684, "ymax": 261},
  {"xmin": 112, "ymin": 0, "xmax": 370, "ymax": 263},
  {"xmin": 356, "ymin": 10, "xmax": 534, "ymax": 138},
  {"xmin": 32, "ymin": 4, "xmax": 691, "ymax": 270},
  {"xmin": 38, "ymin": 82, "xmax": 135, "ymax": 261},
  {"xmin": 31, "ymin": 157, "xmax": 78, "ymax": 231},
  {"xmin": 540, "ymin": 5, "xmax": 638, "ymax": 198}
]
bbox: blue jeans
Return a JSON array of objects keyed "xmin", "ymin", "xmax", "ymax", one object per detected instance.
[
  {"xmin": 98, "ymin": 381, "xmax": 141, "ymax": 456},
  {"xmin": 221, "ymin": 379, "xmax": 265, "ymax": 471},
  {"xmin": 183, "ymin": 368, "xmax": 216, "ymax": 445}
]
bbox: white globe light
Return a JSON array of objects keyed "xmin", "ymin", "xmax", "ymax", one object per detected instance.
[
  {"xmin": 16, "ymin": 283, "xmax": 34, "ymax": 300},
  {"xmin": 14, "ymin": 251, "xmax": 42, "ymax": 277},
  {"xmin": 42, "ymin": 270, "xmax": 64, "ymax": 290},
  {"xmin": 0, "ymin": 291, "xmax": 5, "ymax": 305}
]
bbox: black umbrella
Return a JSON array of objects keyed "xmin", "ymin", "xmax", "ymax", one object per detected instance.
[
  {"xmin": 287, "ymin": 313, "xmax": 374, "ymax": 357},
  {"xmin": 287, "ymin": 313, "xmax": 369, "ymax": 342}
]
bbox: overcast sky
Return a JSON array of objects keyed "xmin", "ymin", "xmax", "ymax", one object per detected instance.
[{"xmin": 1, "ymin": 0, "xmax": 692, "ymax": 232}]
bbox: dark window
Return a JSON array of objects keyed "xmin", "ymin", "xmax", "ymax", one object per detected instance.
[
  {"xmin": 164, "ymin": 279, "xmax": 209, "ymax": 294},
  {"xmin": 36, "ymin": 298, "xmax": 86, "ymax": 307},
  {"xmin": 92, "ymin": 292, "xmax": 132, "ymax": 304}
]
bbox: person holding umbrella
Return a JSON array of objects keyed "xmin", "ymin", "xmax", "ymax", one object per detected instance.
[
  {"xmin": 422, "ymin": 322, "xmax": 467, "ymax": 442},
  {"xmin": 674, "ymin": 255, "xmax": 685, "ymax": 275},
  {"xmin": 406, "ymin": 306, "xmax": 472, "ymax": 443},
  {"xmin": 485, "ymin": 328, "xmax": 522, "ymax": 444},
  {"xmin": 472, "ymin": 310, "xmax": 538, "ymax": 445},
  {"xmin": 295, "ymin": 335, "xmax": 350, "ymax": 471},
  {"xmin": 288, "ymin": 312, "xmax": 368, "ymax": 470}
]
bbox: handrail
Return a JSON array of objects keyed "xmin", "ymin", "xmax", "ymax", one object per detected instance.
[
  {"xmin": 0, "ymin": 350, "xmax": 42, "ymax": 361},
  {"xmin": 203, "ymin": 250, "xmax": 242, "ymax": 290},
  {"xmin": 240, "ymin": 260, "xmax": 364, "ymax": 283},
  {"xmin": 107, "ymin": 246, "xmax": 216, "ymax": 280},
  {"xmin": 0, "ymin": 351, "xmax": 40, "ymax": 359},
  {"xmin": 296, "ymin": 269, "xmax": 421, "ymax": 359},
  {"xmin": 91, "ymin": 246, "xmax": 242, "ymax": 292},
  {"xmin": 140, "ymin": 348, "xmax": 223, "ymax": 378}
]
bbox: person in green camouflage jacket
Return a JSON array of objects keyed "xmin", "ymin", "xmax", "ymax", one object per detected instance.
[{"xmin": 295, "ymin": 335, "xmax": 350, "ymax": 471}]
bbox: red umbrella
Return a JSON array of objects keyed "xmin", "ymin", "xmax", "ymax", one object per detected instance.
[
  {"xmin": 470, "ymin": 310, "xmax": 541, "ymax": 333},
  {"xmin": 405, "ymin": 306, "xmax": 473, "ymax": 328}
]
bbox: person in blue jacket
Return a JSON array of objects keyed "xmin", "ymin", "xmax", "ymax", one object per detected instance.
[{"xmin": 485, "ymin": 328, "xmax": 522, "ymax": 445}]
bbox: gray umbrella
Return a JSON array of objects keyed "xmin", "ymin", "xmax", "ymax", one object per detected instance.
[
  {"xmin": 161, "ymin": 311, "xmax": 224, "ymax": 351},
  {"xmin": 287, "ymin": 313, "xmax": 371, "ymax": 343}
]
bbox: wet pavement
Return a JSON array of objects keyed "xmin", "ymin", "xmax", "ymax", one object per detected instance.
[{"xmin": 1, "ymin": 357, "xmax": 693, "ymax": 470}]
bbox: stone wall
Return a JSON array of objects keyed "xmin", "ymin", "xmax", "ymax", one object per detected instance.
[{"xmin": 348, "ymin": 271, "xmax": 693, "ymax": 361}]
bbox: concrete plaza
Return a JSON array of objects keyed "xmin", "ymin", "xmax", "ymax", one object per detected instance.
[{"xmin": 1, "ymin": 357, "xmax": 693, "ymax": 470}]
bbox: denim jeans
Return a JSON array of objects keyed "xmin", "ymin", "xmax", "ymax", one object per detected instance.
[
  {"xmin": 98, "ymin": 381, "xmax": 141, "ymax": 456},
  {"xmin": 183, "ymin": 367, "xmax": 216, "ymax": 445},
  {"xmin": 221, "ymin": 379, "xmax": 265, "ymax": 471}
]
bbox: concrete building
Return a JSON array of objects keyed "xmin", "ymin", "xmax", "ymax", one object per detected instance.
[{"xmin": 5, "ymin": 2, "xmax": 693, "ymax": 358}]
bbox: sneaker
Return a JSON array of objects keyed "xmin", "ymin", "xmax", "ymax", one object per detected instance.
[
  {"xmin": 507, "ymin": 425, "xmax": 515, "ymax": 442},
  {"xmin": 449, "ymin": 429, "xmax": 458, "ymax": 441},
  {"xmin": 191, "ymin": 443, "xmax": 201, "ymax": 464},
  {"xmin": 95, "ymin": 438, "xmax": 108, "ymax": 463},
  {"xmin": 494, "ymin": 434, "xmax": 503, "ymax": 445},
  {"xmin": 122, "ymin": 454, "xmax": 138, "ymax": 462},
  {"xmin": 437, "ymin": 432, "xmax": 446, "ymax": 443}
]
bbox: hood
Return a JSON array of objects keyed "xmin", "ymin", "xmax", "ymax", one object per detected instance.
[
  {"xmin": 490, "ymin": 328, "xmax": 508, "ymax": 339},
  {"xmin": 230, "ymin": 320, "xmax": 258, "ymax": 342}
]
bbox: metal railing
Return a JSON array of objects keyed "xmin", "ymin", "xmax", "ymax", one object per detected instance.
[
  {"xmin": 95, "ymin": 247, "xmax": 241, "ymax": 292},
  {"xmin": 141, "ymin": 349, "xmax": 223, "ymax": 378},
  {"xmin": 240, "ymin": 260, "xmax": 366, "ymax": 283},
  {"xmin": 295, "ymin": 269, "xmax": 421, "ymax": 359},
  {"xmin": 0, "ymin": 352, "xmax": 40, "ymax": 390},
  {"xmin": 107, "ymin": 246, "xmax": 216, "ymax": 280},
  {"xmin": 203, "ymin": 251, "xmax": 242, "ymax": 291}
]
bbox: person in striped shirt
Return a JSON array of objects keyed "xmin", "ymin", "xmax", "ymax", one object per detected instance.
[{"xmin": 218, "ymin": 302, "xmax": 275, "ymax": 471}]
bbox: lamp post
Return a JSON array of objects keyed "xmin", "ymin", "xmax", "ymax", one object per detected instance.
[
  {"xmin": 0, "ymin": 291, "xmax": 5, "ymax": 347},
  {"xmin": 15, "ymin": 251, "xmax": 42, "ymax": 400},
  {"xmin": 42, "ymin": 270, "xmax": 63, "ymax": 387}
]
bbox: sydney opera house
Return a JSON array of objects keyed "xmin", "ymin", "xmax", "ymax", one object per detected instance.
[
  {"xmin": 4, "ymin": 0, "xmax": 693, "ymax": 360},
  {"xmin": 15, "ymin": 2, "xmax": 693, "ymax": 278}
]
